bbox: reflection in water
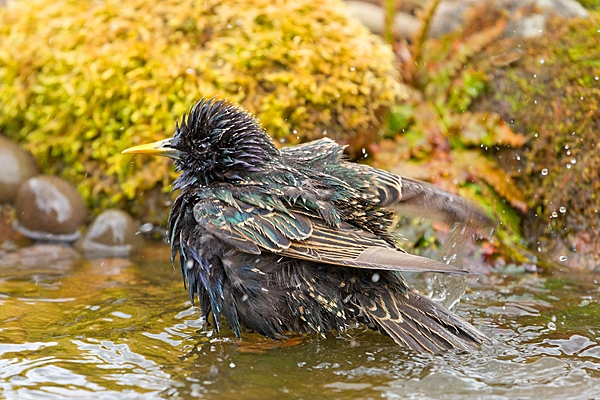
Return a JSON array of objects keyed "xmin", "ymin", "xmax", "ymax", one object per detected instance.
[{"xmin": 0, "ymin": 244, "xmax": 599, "ymax": 399}]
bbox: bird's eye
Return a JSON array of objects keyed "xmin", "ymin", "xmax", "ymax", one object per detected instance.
[{"xmin": 198, "ymin": 143, "xmax": 208, "ymax": 151}]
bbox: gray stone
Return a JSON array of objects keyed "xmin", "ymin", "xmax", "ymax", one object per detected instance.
[
  {"xmin": 345, "ymin": 1, "xmax": 422, "ymax": 40},
  {"xmin": 537, "ymin": 0, "xmax": 588, "ymax": 18},
  {"xmin": 428, "ymin": 0, "xmax": 589, "ymax": 39},
  {"xmin": 74, "ymin": 209, "xmax": 143, "ymax": 258}
]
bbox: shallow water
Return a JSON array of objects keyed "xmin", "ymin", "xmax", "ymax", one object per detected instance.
[{"xmin": 1, "ymin": 244, "xmax": 599, "ymax": 399}]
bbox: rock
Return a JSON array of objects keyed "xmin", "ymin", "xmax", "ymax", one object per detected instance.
[
  {"xmin": 506, "ymin": 14, "xmax": 546, "ymax": 38},
  {"xmin": 74, "ymin": 209, "xmax": 143, "ymax": 258},
  {"xmin": 0, "ymin": 136, "xmax": 39, "ymax": 204},
  {"xmin": 345, "ymin": 1, "xmax": 422, "ymax": 40},
  {"xmin": 537, "ymin": 0, "xmax": 589, "ymax": 18},
  {"xmin": 429, "ymin": 0, "xmax": 472, "ymax": 38},
  {"xmin": 429, "ymin": 0, "xmax": 589, "ymax": 38},
  {"xmin": 14, "ymin": 175, "xmax": 87, "ymax": 241}
]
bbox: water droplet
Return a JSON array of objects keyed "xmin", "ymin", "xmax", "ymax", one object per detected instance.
[
  {"xmin": 551, "ymin": 212, "xmax": 558, "ymax": 218},
  {"xmin": 186, "ymin": 260, "xmax": 194, "ymax": 269},
  {"xmin": 242, "ymin": 294, "xmax": 249, "ymax": 302},
  {"xmin": 541, "ymin": 168, "xmax": 548, "ymax": 176},
  {"xmin": 371, "ymin": 273, "xmax": 380, "ymax": 283},
  {"xmin": 559, "ymin": 206, "xmax": 566, "ymax": 213},
  {"xmin": 540, "ymin": 59, "xmax": 545, "ymax": 64},
  {"xmin": 571, "ymin": 158, "xmax": 576, "ymax": 164},
  {"xmin": 350, "ymin": 66, "xmax": 356, "ymax": 71},
  {"xmin": 140, "ymin": 223, "xmax": 154, "ymax": 233},
  {"xmin": 547, "ymin": 321, "xmax": 557, "ymax": 330},
  {"xmin": 322, "ymin": 130, "xmax": 328, "ymax": 136},
  {"xmin": 229, "ymin": 363, "xmax": 236, "ymax": 368},
  {"xmin": 533, "ymin": 74, "xmax": 537, "ymax": 78},
  {"xmin": 559, "ymin": 255, "xmax": 568, "ymax": 262}
]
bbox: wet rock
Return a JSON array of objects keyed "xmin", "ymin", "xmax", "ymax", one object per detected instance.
[
  {"xmin": 0, "ymin": 136, "xmax": 39, "ymax": 204},
  {"xmin": 74, "ymin": 209, "xmax": 143, "ymax": 258},
  {"xmin": 345, "ymin": 1, "xmax": 421, "ymax": 40},
  {"xmin": 429, "ymin": 0, "xmax": 588, "ymax": 38},
  {"xmin": 14, "ymin": 175, "xmax": 87, "ymax": 241},
  {"xmin": 346, "ymin": 0, "xmax": 588, "ymax": 41}
]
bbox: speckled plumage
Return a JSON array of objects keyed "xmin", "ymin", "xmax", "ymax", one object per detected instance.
[{"xmin": 125, "ymin": 98, "xmax": 493, "ymax": 353}]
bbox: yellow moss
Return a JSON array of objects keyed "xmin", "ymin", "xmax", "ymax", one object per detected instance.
[{"xmin": 0, "ymin": 0, "xmax": 405, "ymax": 222}]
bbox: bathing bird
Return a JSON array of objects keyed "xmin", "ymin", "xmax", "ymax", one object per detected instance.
[{"xmin": 122, "ymin": 98, "xmax": 492, "ymax": 353}]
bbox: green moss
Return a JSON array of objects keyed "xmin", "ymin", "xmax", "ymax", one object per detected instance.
[
  {"xmin": 0, "ymin": 0, "xmax": 405, "ymax": 223},
  {"xmin": 473, "ymin": 13, "xmax": 600, "ymax": 268},
  {"xmin": 576, "ymin": 0, "xmax": 600, "ymax": 10}
]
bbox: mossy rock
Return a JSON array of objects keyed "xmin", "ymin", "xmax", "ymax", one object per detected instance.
[
  {"xmin": 472, "ymin": 13, "xmax": 600, "ymax": 269},
  {"xmin": 0, "ymin": 0, "xmax": 405, "ymax": 224}
]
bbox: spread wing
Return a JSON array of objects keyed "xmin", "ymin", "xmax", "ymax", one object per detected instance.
[
  {"xmin": 282, "ymin": 138, "xmax": 495, "ymax": 230},
  {"xmin": 193, "ymin": 197, "xmax": 467, "ymax": 275}
]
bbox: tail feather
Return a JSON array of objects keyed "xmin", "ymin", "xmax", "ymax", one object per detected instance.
[
  {"xmin": 364, "ymin": 291, "xmax": 490, "ymax": 354},
  {"xmin": 380, "ymin": 316, "xmax": 456, "ymax": 353}
]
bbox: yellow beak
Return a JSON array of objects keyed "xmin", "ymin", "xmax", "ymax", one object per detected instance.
[{"xmin": 121, "ymin": 138, "xmax": 182, "ymax": 159}]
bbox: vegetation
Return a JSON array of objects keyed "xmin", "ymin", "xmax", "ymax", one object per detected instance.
[
  {"xmin": 377, "ymin": 5, "xmax": 600, "ymax": 269},
  {"xmin": 0, "ymin": 0, "xmax": 405, "ymax": 222},
  {"xmin": 473, "ymin": 14, "xmax": 600, "ymax": 269},
  {"xmin": 374, "ymin": 12, "xmax": 527, "ymax": 262}
]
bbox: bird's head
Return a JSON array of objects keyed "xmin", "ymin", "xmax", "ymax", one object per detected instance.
[{"xmin": 122, "ymin": 98, "xmax": 279, "ymax": 188}]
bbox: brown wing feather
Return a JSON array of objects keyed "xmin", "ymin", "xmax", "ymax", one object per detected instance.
[
  {"xmin": 284, "ymin": 223, "xmax": 468, "ymax": 274},
  {"xmin": 195, "ymin": 196, "xmax": 468, "ymax": 275},
  {"xmin": 343, "ymin": 163, "xmax": 495, "ymax": 230}
]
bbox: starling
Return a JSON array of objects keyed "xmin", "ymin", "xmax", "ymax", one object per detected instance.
[{"xmin": 122, "ymin": 98, "xmax": 493, "ymax": 353}]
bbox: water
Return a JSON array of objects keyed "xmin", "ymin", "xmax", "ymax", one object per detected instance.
[{"xmin": 1, "ymin": 244, "xmax": 600, "ymax": 399}]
